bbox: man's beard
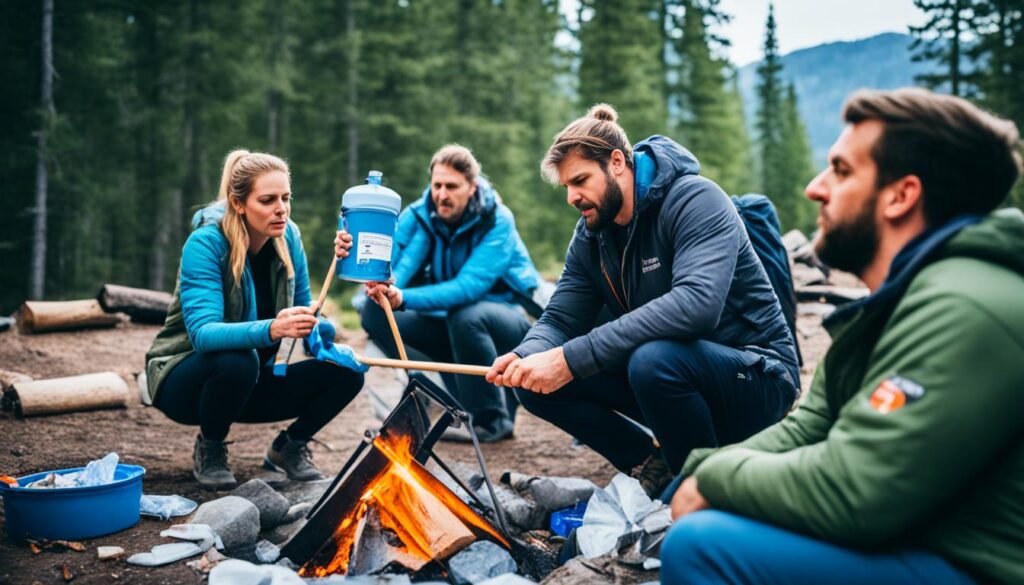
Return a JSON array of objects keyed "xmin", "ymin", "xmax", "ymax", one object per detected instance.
[
  {"xmin": 578, "ymin": 172, "xmax": 624, "ymax": 232},
  {"xmin": 813, "ymin": 190, "xmax": 880, "ymax": 277}
]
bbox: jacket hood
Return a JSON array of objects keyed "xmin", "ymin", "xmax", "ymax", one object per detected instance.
[
  {"xmin": 943, "ymin": 207, "xmax": 1024, "ymax": 276},
  {"xmin": 632, "ymin": 135, "xmax": 701, "ymax": 213},
  {"xmin": 416, "ymin": 176, "xmax": 498, "ymax": 224},
  {"xmin": 192, "ymin": 200, "xmax": 228, "ymax": 229}
]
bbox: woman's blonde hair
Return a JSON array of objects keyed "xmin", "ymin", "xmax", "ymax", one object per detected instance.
[{"xmin": 216, "ymin": 149, "xmax": 294, "ymax": 288}]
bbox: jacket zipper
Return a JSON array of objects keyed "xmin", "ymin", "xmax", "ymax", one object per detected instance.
[
  {"xmin": 601, "ymin": 263, "xmax": 628, "ymax": 312},
  {"xmin": 620, "ymin": 222, "xmax": 637, "ymax": 309}
]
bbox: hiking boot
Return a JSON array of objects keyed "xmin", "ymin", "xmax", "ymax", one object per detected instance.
[
  {"xmin": 264, "ymin": 431, "xmax": 325, "ymax": 481},
  {"xmin": 192, "ymin": 434, "xmax": 237, "ymax": 491},
  {"xmin": 631, "ymin": 451, "xmax": 674, "ymax": 500}
]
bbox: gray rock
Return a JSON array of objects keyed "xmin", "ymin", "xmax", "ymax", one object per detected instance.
[
  {"xmin": 449, "ymin": 541, "xmax": 518, "ymax": 585},
  {"xmin": 476, "ymin": 480, "xmax": 545, "ymax": 530},
  {"xmin": 192, "ymin": 496, "xmax": 261, "ymax": 550},
  {"xmin": 281, "ymin": 502, "xmax": 312, "ymax": 525},
  {"xmin": 276, "ymin": 478, "xmax": 334, "ymax": 506},
  {"xmin": 231, "ymin": 479, "xmax": 290, "ymax": 529},
  {"xmin": 540, "ymin": 553, "xmax": 653, "ymax": 585},
  {"xmin": 255, "ymin": 539, "xmax": 280, "ymax": 564},
  {"xmin": 266, "ymin": 517, "xmax": 306, "ymax": 545},
  {"xmin": 479, "ymin": 575, "xmax": 536, "ymax": 585}
]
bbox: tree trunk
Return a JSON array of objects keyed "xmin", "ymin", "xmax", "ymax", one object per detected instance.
[
  {"xmin": 346, "ymin": 0, "xmax": 359, "ymax": 185},
  {"xmin": 951, "ymin": 0, "xmax": 962, "ymax": 96},
  {"xmin": 29, "ymin": 0, "xmax": 54, "ymax": 300}
]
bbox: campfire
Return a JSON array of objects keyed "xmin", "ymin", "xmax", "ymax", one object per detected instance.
[{"xmin": 281, "ymin": 376, "xmax": 512, "ymax": 578}]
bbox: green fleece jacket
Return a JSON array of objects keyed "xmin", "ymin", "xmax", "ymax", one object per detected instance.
[{"xmin": 682, "ymin": 209, "xmax": 1024, "ymax": 583}]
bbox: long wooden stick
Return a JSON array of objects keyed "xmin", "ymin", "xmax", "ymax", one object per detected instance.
[
  {"xmin": 355, "ymin": 354, "xmax": 490, "ymax": 377},
  {"xmin": 314, "ymin": 257, "xmax": 338, "ymax": 318},
  {"xmin": 276, "ymin": 257, "xmax": 337, "ymax": 371},
  {"xmin": 377, "ymin": 292, "xmax": 409, "ymax": 361}
]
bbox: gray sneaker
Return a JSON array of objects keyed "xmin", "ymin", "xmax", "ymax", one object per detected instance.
[
  {"xmin": 193, "ymin": 434, "xmax": 237, "ymax": 490},
  {"xmin": 264, "ymin": 432, "xmax": 326, "ymax": 481},
  {"xmin": 631, "ymin": 451, "xmax": 673, "ymax": 500}
]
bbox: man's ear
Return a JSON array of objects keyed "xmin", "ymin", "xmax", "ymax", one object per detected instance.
[
  {"xmin": 882, "ymin": 175, "xmax": 923, "ymax": 222},
  {"xmin": 609, "ymin": 149, "xmax": 628, "ymax": 176}
]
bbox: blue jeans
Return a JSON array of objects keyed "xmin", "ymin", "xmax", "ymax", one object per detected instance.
[
  {"xmin": 661, "ymin": 511, "xmax": 975, "ymax": 585},
  {"xmin": 361, "ymin": 300, "xmax": 531, "ymax": 431},
  {"xmin": 516, "ymin": 339, "xmax": 796, "ymax": 472}
]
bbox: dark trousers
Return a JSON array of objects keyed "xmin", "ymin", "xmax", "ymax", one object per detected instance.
[
  {"xmin": 361, "ymin": 300, "xmax": 531, "ymax": 430},
  {"xmin": 516, "ymin": 339, "xmax": 796, "ymax": 472},
  {"xmin": 155, "ymin": 350, "xmax": 364, "ymax": 442}
]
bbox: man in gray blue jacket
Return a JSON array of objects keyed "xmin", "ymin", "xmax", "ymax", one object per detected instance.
[
  {"xmin": 362, "ymin": 144, "xmax": 542, "ymax": 442},
  {"xmin": 487, "ymin": 105, "xmax": 799, "ymax": 496}
]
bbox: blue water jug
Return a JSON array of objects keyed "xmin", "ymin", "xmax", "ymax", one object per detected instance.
[{"xmin": 338, "ymin": 170, "xmax": 403, "ymax": 282}]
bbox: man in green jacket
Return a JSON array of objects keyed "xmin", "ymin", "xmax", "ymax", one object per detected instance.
[{"xmin": 660, "ymin": 88, "xmax": 1024, "ymax": 584}]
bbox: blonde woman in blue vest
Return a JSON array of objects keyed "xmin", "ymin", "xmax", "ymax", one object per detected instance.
[{"xmin": 145, "ymin": 150, "xmax": 364, "ymax": 490}]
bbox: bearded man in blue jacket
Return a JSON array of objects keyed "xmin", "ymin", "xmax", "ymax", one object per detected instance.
[
  {"xmin": 487, "ymin": 105, "xmax": 800, "ymax": 497},
  {"xmin": 361, "ymin": 144, "xmax": 542, "ymax": 442}
]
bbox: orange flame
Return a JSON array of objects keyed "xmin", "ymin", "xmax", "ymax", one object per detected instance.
[{"xmin": 299, "ymin": 432, "xmax": 508, "ymax": 577}]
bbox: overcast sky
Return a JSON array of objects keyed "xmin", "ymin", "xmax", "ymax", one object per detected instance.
[{"xmin": 719, "ymin": 0, "xmax": 927, "ymax": 66}]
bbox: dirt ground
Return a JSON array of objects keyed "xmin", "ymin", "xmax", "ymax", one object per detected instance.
[{"xmin": 0, "ymin": 296, "xmax": 841, "ymax": 585}]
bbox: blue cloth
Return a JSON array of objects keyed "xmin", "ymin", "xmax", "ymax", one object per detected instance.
[
  {"xmin": 180, "ymin": 202, "xmax": 334, "ymax": 360},
  {"xmin": 302, "ymin": 325, "xmax": 368, "ymax": 374},
  {"xmin": 660, "ymin": 510, "xmax": 975, "ymax": 585},
  {"xmin": 515, "ymin": 338, "xmax": 793, "ymax": 472},
  {"xmin": 390, "ymin": 177, "xmax": 541, "ymax": 314},
  {"xmin": 514, "ymin": 136, "xmax": 798, "ymax": 384}
]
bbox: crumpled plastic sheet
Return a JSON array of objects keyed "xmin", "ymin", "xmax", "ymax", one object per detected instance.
[
  {"xmin": 140, "ymin": 494, "xmax": 198, "ymax": 520},
  {"xmin": 575, "ymin": 473, "xmax": 672, "ymax": 559},
  {"xmin": 126, "ymin": 523, "xmax": 223, "ymax": 567},
  {"xmin": 25, "ymin": 452, "xmax": 119, "ymax": 489}
]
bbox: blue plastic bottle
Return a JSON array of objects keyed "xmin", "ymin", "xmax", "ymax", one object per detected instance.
[{"xmin": 338, "ymin": 170, "xmax": 403, "ymax": 282}]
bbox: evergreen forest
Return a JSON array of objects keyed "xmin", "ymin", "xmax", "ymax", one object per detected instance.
[{"xmin": 3, "ymin": 0, "xmax": 1023, "ymax": 314}]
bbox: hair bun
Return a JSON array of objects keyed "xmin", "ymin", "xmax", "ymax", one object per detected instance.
[{"xmin": 588, "ymin": 103, "xmax": 618, "ymax": 123}]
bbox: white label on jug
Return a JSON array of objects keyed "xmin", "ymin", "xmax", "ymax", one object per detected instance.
[{"xmin": 356, "ymin": 232, "xmax": 393, "ymax": 264}]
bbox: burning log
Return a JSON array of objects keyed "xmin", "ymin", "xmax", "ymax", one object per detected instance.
[{"xmin": 282, "ymin": 379, "xmax": 510, "ymax": 578}]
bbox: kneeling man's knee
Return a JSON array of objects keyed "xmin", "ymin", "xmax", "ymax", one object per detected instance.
[{"xmin": 661, "ymin": 511, "xmax": 741, "ymax": 584}]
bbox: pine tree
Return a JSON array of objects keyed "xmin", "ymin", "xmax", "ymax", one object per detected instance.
[
  {"xmin": 970, "ymin": 0, "xmax": 1024, "ymax": 209},
  {"xmin": 671, "ymin": 0, "xmax": 753, "ymax": 195},
  {"xmin": 779, "ymin": 84, "xmax": 816, "ymax": 231},
  {"xmin": 578, "ymin": 0, "xmax": 667, "ymax": 140},
  {"xmin": 910, "ymin": 0, "xmax": 980, "ymax": 96},
  {"xmin": 754, "ymin": 3, "xmax": 813, "ymax": 231}
]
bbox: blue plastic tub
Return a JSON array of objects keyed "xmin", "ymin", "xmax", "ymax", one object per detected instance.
[{"xmin": 0, "ymin": 464, "xmax": 145, "ymax": 541}]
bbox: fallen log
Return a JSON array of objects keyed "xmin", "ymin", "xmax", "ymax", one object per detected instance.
[
  {"xmin": 4, "ymin": 372, "xmax": 131, "ymax": 418},
  {"xmin": 96, "ymin": 284, "xmax": 172, "ymax": 324},
  {"xmin": 0, "ymin": 368, "xmax": 33, "ymax": 391},
  {"xmin": 19, "ymin": 300, "xmax": 121, "ymax": 334}
]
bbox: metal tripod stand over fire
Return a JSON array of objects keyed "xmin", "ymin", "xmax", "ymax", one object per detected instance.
[{"xmin": 281, "ymin": 375, "xmax": 512, "ymax": 577}]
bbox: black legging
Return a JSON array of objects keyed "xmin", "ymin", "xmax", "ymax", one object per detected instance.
[{"xmin": 154, "ymin": 350, "xmax": 364, "ymax": 442}]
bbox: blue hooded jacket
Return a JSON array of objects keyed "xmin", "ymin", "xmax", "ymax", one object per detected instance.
[
  {"xmin": 145, "ymin": 200, "xmax": 335, "ymax": 401},
  {"xmin": 515, "ymin": 136, "xmax": 799, "ymax": 389},
  {"xmin": 391, "ymin": 177, "xmax": 542, "ymax": 315}
]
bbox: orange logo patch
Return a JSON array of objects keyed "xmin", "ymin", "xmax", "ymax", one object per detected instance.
[{"xmin": 869, "ymin": 380, "xmax": 907, "ymax": 414}]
